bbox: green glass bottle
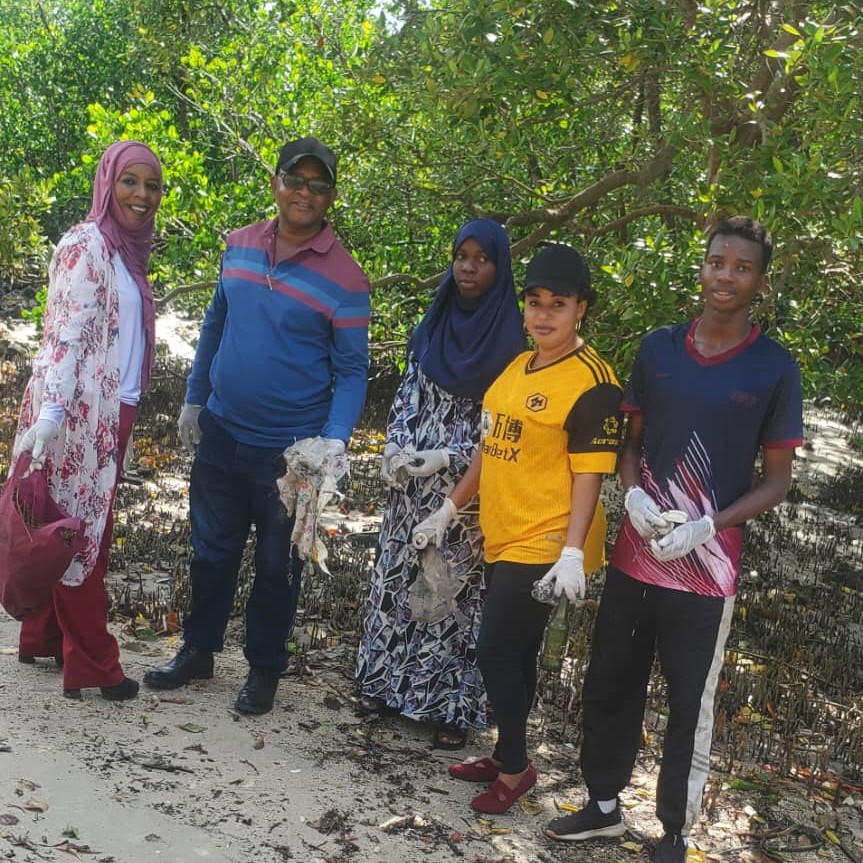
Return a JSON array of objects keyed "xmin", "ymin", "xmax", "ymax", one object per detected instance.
[{"xmin": 540, "ymin": 595, "xmax": 570, "ymax": 673}]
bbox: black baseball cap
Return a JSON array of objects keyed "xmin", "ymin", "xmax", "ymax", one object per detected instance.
[
  {"xmin": 523, "ymin": 243, "xmax": 591, "ymax": 297},
  {"xmin": 276, "ymin": 137, "xmax": 337, "ymax": 183}
]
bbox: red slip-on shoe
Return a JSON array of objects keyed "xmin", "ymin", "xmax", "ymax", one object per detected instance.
[
  {"xmin": 448, "ymin": 757, "xmax": 500, "ymax": 783},
  {"xmin": 470, "ymin": 764, "xmax": 537, "ymax": 814}
]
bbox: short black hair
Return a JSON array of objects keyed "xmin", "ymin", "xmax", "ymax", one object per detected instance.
[{"xmin": 705, "ymin": 216, "xmax": 773, "ymax": 274}]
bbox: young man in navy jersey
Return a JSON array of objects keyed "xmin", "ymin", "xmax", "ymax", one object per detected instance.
[{"xmin": 546, "ymin": 217, "xmax": 803, "ymax": 863}]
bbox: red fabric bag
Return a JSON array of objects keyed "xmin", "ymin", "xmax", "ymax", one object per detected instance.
[{"xmin": 0, "ymin": 453, "xmax": 87, "ymax": 620}]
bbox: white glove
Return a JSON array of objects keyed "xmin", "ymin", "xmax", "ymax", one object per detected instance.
[
  {"xmin": 650, "ymin": 515, "xmax": 716, "ymax": 561},
  {"xmin": 404, "ymin": 448, "xmax": 450, "ymax": 477},
  {"xmin": 380, "ymin": 442, "xmax": 401, "ymax": 485},
  {"xmin": 13, "ymin": 418, "xmax": 61, "ymax": 470},
  {"xmin": 178, "ymin": 403, "xmax": 203, "ymax": 453},
  {"xmin": 624, "ymin": 486, "xmax": 677, "ymax": 539},
  {"xmin": 412, "ymin": 498, "xmax": 457, "ymax": 548},
  {"xmin": 533, "ymin": 547, "xmax": 586, "ymax": 603}
]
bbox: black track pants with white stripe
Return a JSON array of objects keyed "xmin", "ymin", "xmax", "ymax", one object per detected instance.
[{"xmin": 580, "ymin": 565, "xmax": 734, "ymax": 834}]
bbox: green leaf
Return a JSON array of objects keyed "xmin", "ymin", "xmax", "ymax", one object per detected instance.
[{"xmin": 727, "ymin": 778, "xmax": 760, "ymax": 791}]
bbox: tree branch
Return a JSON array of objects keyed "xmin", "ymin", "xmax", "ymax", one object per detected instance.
[
  {"xmin": 37, "ymin": 1, "xmax": 54, "ymax": 38},
  {"xmin": 705, "ymin": 2, "xmax": 854, "ymax": 146},
  {"xmin": 587, "ymin": 205, "xmax": 704, "ymax": 239},
  {"xmin": 156, "ymin": 281, "xmax": 216, "ymax": 308},
  {"xmin": 165, "ymin": 83, "xmax": 270, "ymax": 172},
  {"xmin": 506, "ymin": 144, "xmax": 679, "ymax": 233},
  {"xmin": 370, "ymin": 272, "xmax": 441, "ymax": 292}
]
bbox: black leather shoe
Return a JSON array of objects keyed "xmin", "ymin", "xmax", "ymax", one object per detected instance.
[
  {"xmin": 143, "ymin": 644, "xmax": 214, "ymax": 690},
  {"xmin": 235, "ymin": 667, "xmax": 279, "ymax": 715},
  {"xmin": 101, "ymin": 677, "xmax": 139, "ymax": 701}
]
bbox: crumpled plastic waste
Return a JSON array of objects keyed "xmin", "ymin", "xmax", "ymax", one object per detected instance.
[
  {"xmin": 530, "ymin": 575, "xmax": 557, "ymax": 605},
  {"xmin": 407, "ymin": 544, "xmax": 467, "ymax": 626},
  {"xmin": 662, "ymin": 509, "xmax": 688, "ymax": 526},
  {"xmin": 277, "ymin": 437, "xmax": 349, "ymax": 568},
  {"xmin": 386, "ymin": 446, "xmax": 420, "ymax": 489}
]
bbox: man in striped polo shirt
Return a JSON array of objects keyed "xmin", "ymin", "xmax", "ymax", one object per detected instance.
[{"xmin": 145, "ymin": 137, "xmax": 370, "ymax": 715}]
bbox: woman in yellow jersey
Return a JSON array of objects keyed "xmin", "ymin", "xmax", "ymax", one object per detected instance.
[{"xmin": 413, "ymin": 243, "xmax": 623, "ymax": 813}]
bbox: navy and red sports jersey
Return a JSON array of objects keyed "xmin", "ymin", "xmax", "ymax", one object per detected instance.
[{"xmin": 610, "ymin": 319, "xmax": 803, "ymax": 597}]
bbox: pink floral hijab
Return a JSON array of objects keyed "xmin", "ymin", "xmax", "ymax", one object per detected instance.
[{"xmin": 86, "ymin": 140, "xmax": 162, "ymax": 391}]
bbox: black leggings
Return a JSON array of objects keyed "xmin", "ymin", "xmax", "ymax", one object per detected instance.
[{"xmin": 476, "ymin": 560, "xmax": 552, "ymax": 774}]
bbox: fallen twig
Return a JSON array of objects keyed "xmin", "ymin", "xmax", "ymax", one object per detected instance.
[
  {"xmin": 762, "ymin": 824, "xmax": 824, "ymax": 853},
  {"xmin": 836, "ymin": 833, "xmax": 862, "ymax": 863},
  {"xmin": 133, "ymin": 757, "xmax": 194, "ymax": 773},
  {"xmin": 4, "ymin": 833, "xmax": 51, "ymax": 859}
]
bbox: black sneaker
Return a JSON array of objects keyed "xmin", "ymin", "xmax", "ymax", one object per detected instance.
[
  {"xmin": 546, "ymin": 799, "xmax": 626, "ymax": 841},
  {"xmin": 654, "ymin": 833, "xmax": 687, "ymax": 863}
]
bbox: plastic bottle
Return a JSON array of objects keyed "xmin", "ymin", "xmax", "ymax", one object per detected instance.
[
  {"xmin": 540, "ymin": 596, "xmax": 570, "ymax": 673},
  {"xmin": 412, "ymin": 531, "xmax": 429, "ymax": 550}
]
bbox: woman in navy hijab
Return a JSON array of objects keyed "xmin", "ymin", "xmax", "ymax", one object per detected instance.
[{"xmin": 355, "ymin": 219, "xmax": 525, "ymax": 748}]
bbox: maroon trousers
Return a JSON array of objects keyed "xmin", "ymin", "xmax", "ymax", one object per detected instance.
[{"xmin": 19, "ymin": 404, "xmax": 135, "ymax": 689}]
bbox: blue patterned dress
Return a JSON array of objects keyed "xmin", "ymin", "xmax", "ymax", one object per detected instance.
[{"xmin": 355, "ymin": 357, "xmax": 487, "ymax": 730}]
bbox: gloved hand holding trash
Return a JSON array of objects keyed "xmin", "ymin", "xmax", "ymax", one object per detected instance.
[
  {"xmin": 650, "ymin": 514, "xmax": 716, "ymax": 561},
  {"xmin": 411, "ymin": 498, "xmax": 457, "ymax": 548},
  {"xmin": 531, "ymin": 547, "xmax": 586, "ymax": 604},
  {"xmin": 407, "ymin": 498, "xmax": 465, "ymax": 626},
  {"xmin": 381, "ymin": 444, "xmax": 451, "ymax": 487},
  {"xmin": 624, "ymin": 486, "xmax": 687, "ymax": 539},
  {"xmin": 277, "ymin": 436, "xmax": 349, "ymax": 565}
]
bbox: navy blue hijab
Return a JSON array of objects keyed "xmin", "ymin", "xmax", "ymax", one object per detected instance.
[{"xmin": 409, "ymin": 219, "xmax": 526, "ymax": 401}]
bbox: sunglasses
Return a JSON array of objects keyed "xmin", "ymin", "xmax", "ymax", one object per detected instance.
[{"xmin": 278, "ymin": 171, "xmax": 333, "ymax": 196}]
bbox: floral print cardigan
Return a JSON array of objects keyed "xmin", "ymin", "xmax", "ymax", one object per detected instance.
[{"xmin": 13, "ymin": 223, "xmax": 126, "ymax": 586}]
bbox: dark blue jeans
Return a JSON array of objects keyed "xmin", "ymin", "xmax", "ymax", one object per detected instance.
[{"xmin": 183, "ymin": 409, "xmax": 303, "ymax": 671}]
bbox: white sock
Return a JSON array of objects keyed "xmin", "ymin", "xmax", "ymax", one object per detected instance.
[
  {"xmin": 597, "ymin": 798, "xmax": 617, "ymax": 814},
  {"xmin": 664, "ymin": 833, "xmax": 689, "ymax": 846}
]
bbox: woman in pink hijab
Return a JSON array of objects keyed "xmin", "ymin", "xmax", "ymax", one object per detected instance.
[{"xmin": 12, "ymin": 141, "xmax": 163, "ymax": 700}]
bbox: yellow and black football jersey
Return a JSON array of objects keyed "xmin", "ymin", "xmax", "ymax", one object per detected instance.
[{"xmin": 479, "ymin": 345, "xmax": 622, "ymax": 569}]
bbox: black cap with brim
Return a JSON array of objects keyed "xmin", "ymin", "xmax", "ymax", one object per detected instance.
[
  {"xmin": 522, "ymin": 278, "xmax": 582, "ymax": 297},
  {"xmin": 276, "ymin": 136, "xmax": 337, "ymax": 183},
  {"xmin": 522, "ymin": 243, "xmax": 591, "ymax": 297}
]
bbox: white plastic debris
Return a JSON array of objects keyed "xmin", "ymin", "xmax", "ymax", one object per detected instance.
[
  {"xmin": 277, "ymin": 437, "xmax": 349, "ymax": 566},
  {"xmin": 407, "ymin": 546, "xmax": 466, "ymax": 626}
]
